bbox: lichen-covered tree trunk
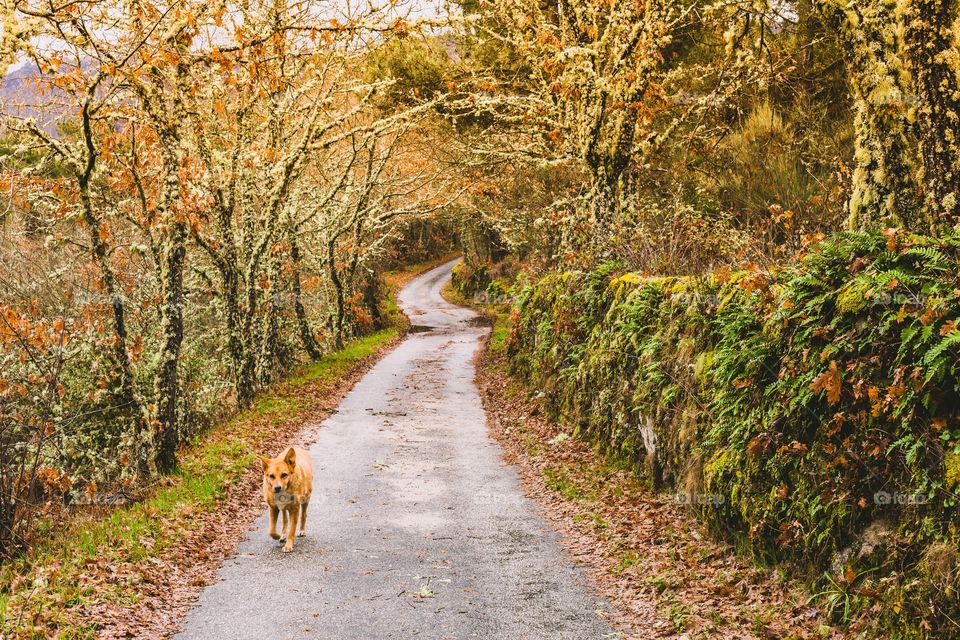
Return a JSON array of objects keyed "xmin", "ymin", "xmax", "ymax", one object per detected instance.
[
  {"xmin": 290, "ymin": 236, "xmax": 322, "ymax": 360},
  {"xmin": 256, "ymin": 249, "xmax": 284, "ymax": 386},
  {"xmin": 155, "ymin": 223, "xmax": 185, "ymax": 473},
  {"xmin": 846, "ymin": 99, "xmax": 918, "ymax": 230},
  {"xmin": 581, "ymin": 40, "xmax": 641, "ymax": 235},
  {"xmin": 152, "ymin": 61, "xmax": 191, "ymax": 473},
  {"xmin": 80, "ymin": 175, "xmax": 150, "ymax": 478},
  {"xmin": 816, "ymin": 0, "xmax": 922, "ymax": 230},
  {"xmin": 586, "ymin": 165, "xmax": 621, "ymax": 233},
  {"xmin": 222, "ymin": 265, "xmax": 255, "ymax": 407},
  {"xmin": 240, "ymin": 270, "xmax": 260, "ymax": 401},
  {"xmin": 328, "ymin": 239, "xmax": 347, "ymax": 350},
  {"xmin": 363, "ymin": 276, "xmax": 383, "ymax": 329},
  {"xmin": 901, "ymin": 0, "xmax": 960, "ymax": 228},
  {"xmin": 77, "ymin": 92, "xmax": 151, "ymax": 478}
]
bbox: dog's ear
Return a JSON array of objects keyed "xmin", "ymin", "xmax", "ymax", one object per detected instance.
[
  {"xmin": 284, "ymin": 447, "xmax": 297, "ymax": 468},
  {"xmin": 260, "ymin": 455, "xmax": 272, "ymax": 471}
]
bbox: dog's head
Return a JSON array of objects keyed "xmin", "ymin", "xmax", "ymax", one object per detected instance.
[{"xmin": 261, "ymin": 447, "xmax": 297, "ymax": 494}]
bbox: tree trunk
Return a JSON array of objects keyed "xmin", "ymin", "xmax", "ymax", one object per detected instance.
[
  {"xmin": 816, "ymin": 0, "xmax": 922, "ymax": 230},
  {"xmin": 257, "ymin": 251, "xmax": 284, "ymax": 385},
  {"xmin": 587, "ymin": 164, "xmax": 621, "ymax": 250},
  {"xmin": 327, "ymin": 238, "xmax": 346, "ymax": 349},
  {"xmin": 901, "ymin": 0, "xmax": 960, "ymax": 228},
  {"xmin": 152, "ymin": 59, "xmax": 191, "ymax": 473},
  {"xmin": 154, "ymin": 217, "xmax": 186, "ymax": 473},
  {"xmin": 78, "ymin": 93, "xmax": 151, "ymax": 478},
  {"xmin": 240, "ymin": 266, "xmax": 260, "ymax": 402},
  {"xmin": 291, "ymin": 237, "xmax": 322, "ymax": 360},
  {"xmin": 363, "ymin": 276, "xmax": 383, "ymax": 329},
  {"xmin": 332, "ymin": 272, "xmax": 346, "ymax": 350},
  {"xmin": 80, "ymin": 198, "xmax": 150, "ymax": 477},
  {"xmin": 223, "ymin": 265, "xmax": 255, "ymax": 407}
]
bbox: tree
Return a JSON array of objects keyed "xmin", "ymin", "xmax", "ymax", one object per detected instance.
[
  {"xmin": 900, "ymin": 0, "xmax": 960, "ymax": 228},
  {"xmin": 815, "ymin": 0, "xmax": 922, "ymax": 231},
  {"xmin": 296, "ymin": 117, "xmax": 458, "ymax": 348},
  {"xmin": 4, "ymin": 0, "xmax": 456, "ymax": 474},
  {"xmin": 463, "ymin": 0, "xmax": 698, "ymax": 229}
]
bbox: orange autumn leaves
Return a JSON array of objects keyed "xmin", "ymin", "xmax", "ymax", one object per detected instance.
[
  {"xmin": 811, "ymin": 360, "xmax": 921, "ymax": 413},
  {"xmin": 810, "ymin": 359, "xmax": 843, "ymax": 406},
  {"xmin": 0, "ymin": 307, "xmax": 69, "ymax": 431},
  {"xmin": 0, "ymin": 305, "xmax": 68, "ymax": 354}
]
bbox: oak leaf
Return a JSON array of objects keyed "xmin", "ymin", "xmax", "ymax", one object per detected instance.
[{"xmin": 810, "ymin": 360, "xmax": 842, "ymax": 405}]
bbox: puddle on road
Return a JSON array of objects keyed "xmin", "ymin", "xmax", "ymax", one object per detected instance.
[{"xmin": 409, "ymin": 325, "xmax": 434, "ymax": 333}]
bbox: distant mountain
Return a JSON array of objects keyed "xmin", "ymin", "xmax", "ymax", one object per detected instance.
[{"xmin": 2, "ymin": 63, "xmax": 71, "ymax": 133}]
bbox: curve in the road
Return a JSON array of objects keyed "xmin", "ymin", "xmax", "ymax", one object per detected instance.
[{"xmin": 174, "ymin": 259, "xmax": 617, "ymax": 640}]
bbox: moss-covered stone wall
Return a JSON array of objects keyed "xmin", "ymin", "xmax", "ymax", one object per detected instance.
[{"xmin": 498, "ymin": 230, "xmax": 960, "ymax": 636}]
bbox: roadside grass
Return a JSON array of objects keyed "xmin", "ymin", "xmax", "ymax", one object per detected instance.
[
  {"xmin": 488, "ymin": 312, "xmax": 510, "ymax": 353},
  {"xmin": 0, "ymin": 256, "xmax": 450, "ymax": 638},
  {"xmin": 541, "ymin": 466, "xmax": 584, "ymax": 502},
  {"xmin": 283, "ymin": 330, "xmax": 398, "ymax": 388}
]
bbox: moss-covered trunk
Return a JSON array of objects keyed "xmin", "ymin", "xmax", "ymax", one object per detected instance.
[
  {"xmin": 77, "ymin": 90, "xmax": 150, "ymax": 478},
  {"xmin": 901, "ymin": 0, "xmax": 960, "ymax": 227},
  {"xmin": 290, "ymin": 236, "xmax": 322, "ymax": 361},
  {"xmin": 222, "ymin": 264, "xmax": 254, "ymax": 408},
  {"xmin": 152, "ymin": 59, "xmax": 191, "ymax": 474},
  {"xmin": 816, "ymin": 0, "xmax": 921, "ymax": 231},
  {"xmin": 154, "ymin": 218, "xmax": 186, "ymax": 474}
]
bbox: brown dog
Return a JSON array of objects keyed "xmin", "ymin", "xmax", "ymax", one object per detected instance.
[{"xmin": 260, "ymin": 447, "xmax": 313, "ymax": 552}]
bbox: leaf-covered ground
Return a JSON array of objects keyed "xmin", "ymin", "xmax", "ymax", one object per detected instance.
[{"xmin": 473, "ymin": 325, "xmax": 846, "ymax": 639}]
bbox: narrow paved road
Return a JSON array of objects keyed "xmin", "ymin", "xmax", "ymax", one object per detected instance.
[{"xmin": 175, "ymin": 260, "xmax": 616, "ymax": 640}]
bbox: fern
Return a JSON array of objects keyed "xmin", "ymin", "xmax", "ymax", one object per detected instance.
[
  {"xmin": 873, "ymin": 268, "xmax": 922, "ymax": 287},
  {"xmin": 507, "ymin": 228, "xmax": 960, "ymax": 634},
  {"xmin": 902, "ymin": 246, "xmax": 951, "ymax": 271},
  {"xmin": 922, "ymin": 329, "xmax": 960, "ymax": 383}
]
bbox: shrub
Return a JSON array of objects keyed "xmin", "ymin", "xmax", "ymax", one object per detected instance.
[{"xmin": 451, "ymin": 261, "xmax": 490, "ymax": 299}]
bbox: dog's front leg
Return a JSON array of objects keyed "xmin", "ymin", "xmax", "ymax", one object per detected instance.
[
  {"xmin": 268, "ymin": 505, "xmax": 280, "ymax": 540},
  {"xmin": 282, "ymin": 507, "xmax": 299, "ymax": 552}
]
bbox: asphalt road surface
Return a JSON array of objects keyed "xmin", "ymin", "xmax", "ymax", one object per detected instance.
[{"xmin": 174, "ymin": 259, "xmax": 617, "ymax": 640}]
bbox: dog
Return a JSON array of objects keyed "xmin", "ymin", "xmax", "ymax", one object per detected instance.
[{"xmin": 260, "ymin": 446, "xmax": 313, "ymax": 552}]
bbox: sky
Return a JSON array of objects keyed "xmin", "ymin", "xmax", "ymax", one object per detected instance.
[{"xmin": 4, "ymin": 0, "xmax": 450, "ymax": 76}]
